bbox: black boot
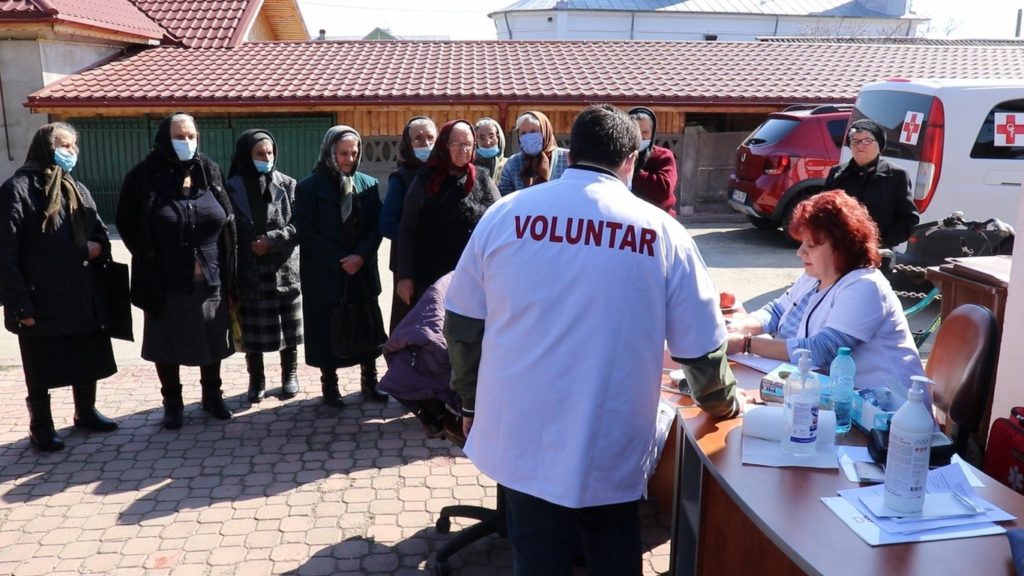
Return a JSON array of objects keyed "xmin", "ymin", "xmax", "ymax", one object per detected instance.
[
  {"xmin": 360, "ymin": 362, "xmax": 388, "ymax": 403},
  {"xmin": 26, "ymin": 393, "xmax": 64, "ymax": 451},
  {"xmin": 72, "ymin": 380, "xmax": 118, "ymax": 432},
  {"xmin": 320, "ymin": 369, "xmax": 345, "ymax": 408},
  {"xmin": 200, "ymin": 361, "xmax": 232, "ymax": 421},
  {"xmin": 246, "ymin": 353, "xmax": 266, "ymax": 403},
  {"xmin": 280, "ymin": 348, "xmax": 299, "ymax": 399},
  {"xmin": 157, "ymin": 364, "xmax": 184, "ymax": 430}
]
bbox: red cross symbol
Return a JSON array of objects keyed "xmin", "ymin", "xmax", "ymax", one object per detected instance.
[
  {"xmin": 997, "ymin": 115, "xmax": 1018, "ymax": 145},
  {"xmin": 902, "ymin": 113, "xmax": 921, "ymax": 144}
]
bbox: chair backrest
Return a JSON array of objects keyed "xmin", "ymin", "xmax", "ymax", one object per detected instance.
[{"xmin": 927, "ymin": 303, "xmax": 997, "ymax": 436}]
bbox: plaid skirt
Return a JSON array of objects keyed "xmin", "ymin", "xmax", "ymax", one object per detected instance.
[{"xmin": 238, "ymin": 262, "xmax": 303, "ymax": 353}]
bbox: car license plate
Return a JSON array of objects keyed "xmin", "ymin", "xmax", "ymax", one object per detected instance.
[{"xmin": 731, "ymin": 189, "xmax": 747, "ymax": 203}]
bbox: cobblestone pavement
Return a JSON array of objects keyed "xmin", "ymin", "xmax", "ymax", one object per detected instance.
[{"xmin": 0, "ymin": 359, "xmax": 672, "ymax": 575}]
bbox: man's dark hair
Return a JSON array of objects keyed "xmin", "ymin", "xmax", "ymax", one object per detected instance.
[{"xmin": 568, "ymin": 105, "xmax": 640, "ymax": 170}]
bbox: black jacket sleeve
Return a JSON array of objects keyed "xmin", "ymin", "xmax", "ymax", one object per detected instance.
[{"xmin": 880, "ymin": 170, "xmax": 920, "ymax": 248}]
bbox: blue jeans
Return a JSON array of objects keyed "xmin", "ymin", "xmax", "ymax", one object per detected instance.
[{"xmin": 503, "ymin": 485, "xmax": 642, "ymax": 576}]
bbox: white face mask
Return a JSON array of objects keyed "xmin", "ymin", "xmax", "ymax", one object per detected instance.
[
  {"xmin": 640, "ymin": 139, "xmax": 652, "ymax": 150},
  {"xmin": 172, "ymin": 138, "xmax": 198, "ymax": 161}
]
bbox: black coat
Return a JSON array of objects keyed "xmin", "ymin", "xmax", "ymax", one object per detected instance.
[
  {"xmin": 824, "ymin": 158, "xmax": 920, "ymax": 248},
  {"xmin": 0, "ymin": 170, "xmax": 113, "ymax": 336},
  {"xmin": 116, "ymin": 151, "xmax": 237, "ymax": 312},
  {"xmin": 294, "ymin": 170, "xmax": 383, "ymax": 368},
  {"xmin": 226, "ymin": 172, "xmax": 300, "ymax": 299}
]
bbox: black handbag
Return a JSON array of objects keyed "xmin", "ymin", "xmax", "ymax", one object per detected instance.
[
  {"xmin": 99, "ymin": 259, "xmax": 134, "ymax": 341},
  {"xmin": 129, "ymin": 251, "xmax": 164, "ymax": 313},
  {"xmin": 330, "ymin": 275, "xmax": 387, "ymax": 358}
]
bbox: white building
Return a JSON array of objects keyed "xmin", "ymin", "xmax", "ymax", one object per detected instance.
[{"xmin": 490, "ymin": 0, "xmax": 927, "ymax": 41}]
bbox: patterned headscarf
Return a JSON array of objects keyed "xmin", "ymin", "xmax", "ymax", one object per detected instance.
[
  {"xmin": 315, "ymin": 125, "xmax": 361, "ymax": 222},
  {"xmin": 517, "ymin": 110, "xmax": 558, "ymax": 188},
  {"xmin": 425, "ymin": 120, "xmax": 477, "ymax": 198}
]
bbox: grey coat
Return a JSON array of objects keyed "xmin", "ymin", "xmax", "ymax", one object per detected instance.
[{"xmin": 226, "ymin": 172, "xmax": 300, "ymax": 299}]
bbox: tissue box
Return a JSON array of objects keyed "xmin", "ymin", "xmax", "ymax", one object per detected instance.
[
  {"xmin": 851, "ymin": 389, "xmax": 896, "ymax": 432},
  {"xmin": 759, "ymin": 363, "xmax": 829, "ymax": 405}
]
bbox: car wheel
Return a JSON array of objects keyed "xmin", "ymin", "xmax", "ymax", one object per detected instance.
[
  {"xmin": 781, "ymin": 195, "xmax": 813, "ymax": 246},
  {"xmin": 746, "ymin": 215, "xmax": 779, "ymax": 230}
]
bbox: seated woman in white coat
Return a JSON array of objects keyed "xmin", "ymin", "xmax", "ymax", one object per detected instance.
[{"xmin": 726, "ymin": 190, "xmax": 924, "ymax": 390}]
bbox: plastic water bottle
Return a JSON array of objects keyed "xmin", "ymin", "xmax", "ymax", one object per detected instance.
[
  {"xmin": 782, "ymin": 349, "xmax": 819, "ymax": 456},
  {"xmin": 829, "ymin": 347, "xmax": 856, "ymax": 434},
  {"xmin": 883, "ymin": 376, "xmax": 935, "ymax": 514}
]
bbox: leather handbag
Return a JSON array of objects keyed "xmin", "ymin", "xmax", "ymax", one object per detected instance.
[
  {"xmin": 99, "ymin": 259, "xmax": 134, "ymax": 341},
  {"xmin": 330, "ymin": 276, "xmax": 387, "ymax": 358}
]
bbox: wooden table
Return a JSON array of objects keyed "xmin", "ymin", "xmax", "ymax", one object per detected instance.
[{"xmin": 670, "ymin": 363, "xmax": 1024, "ymax": 576}]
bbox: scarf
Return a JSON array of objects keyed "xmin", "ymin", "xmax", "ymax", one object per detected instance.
[
  {"xmin": 39, "ymin": 164, "xmax": 90, "ymax": 247},
  {"xmin": 425, "ymin": 120, "xmax": 477, "ymax": 198},
  {"xmin": 519, "ymin": 110, "xmax": 557, "ymax": 188},
  {"xmin": 315, "ymin": 125, "xmax": 362, "ymax": 222}
]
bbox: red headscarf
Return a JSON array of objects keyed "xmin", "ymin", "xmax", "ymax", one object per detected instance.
[
  {"xmin": 425, "ymin": 119, "xmax": 477, "ymax": 198},
  {"xmin": 518, "ymin": 110, "xmax": 558, "ymax": 188}
]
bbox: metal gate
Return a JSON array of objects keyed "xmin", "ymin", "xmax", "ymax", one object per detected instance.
[{"xmin": 69, "ymin": 115, "xmax": 335, "ymax": 223}]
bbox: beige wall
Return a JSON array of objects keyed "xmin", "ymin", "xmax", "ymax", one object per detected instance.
[{"xmin": 0, "ymin": 39, "xmax": 118, "ymax": 180}]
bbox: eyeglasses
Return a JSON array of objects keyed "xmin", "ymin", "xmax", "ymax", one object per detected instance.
[
  {"xmin": 448, "ymin": 141, "xmax": 475, "ymax": 151},
  {"xmin": 849, "ymin": 138, "xmax": 877, "ymax": 147}
]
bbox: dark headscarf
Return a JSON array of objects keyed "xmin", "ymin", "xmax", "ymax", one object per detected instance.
[
  {"xmin": 472, "ymin": 116, "xmax": 506, "ymax": 179},
  {"xmin": 628, "ymin": 106, "xmax": 658, "ymax": 170},
  {"xmin": 397, "ymin": 116, "xmax": 434, "ymax": 171},
  {"xmin": 21, "ymin": 122, "xmax": 90, "ymax": 247},
  {"xmin": 228, "ymin": 129, "xmax": 276, "ymax": 200},
  {"xmin": 154, "ymin": 113, "xmax": 199, "ymax": 165},
  {"xmin": 518, "ymin": 110, "xmax": 558, "ymax": 188},
  {"xmin": 425, "ymin": 120, "xmax": 477, "ymax": 198},
  {"xmin": 315, "ymin": 125, "xmax": 361, "ymax": 221}
]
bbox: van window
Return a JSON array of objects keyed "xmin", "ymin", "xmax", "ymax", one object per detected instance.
[
  {"xmin": 743, "ymin": 118, "xmax": 798, "ymax": 146},
  {"xmin": 852, "ymin": 90, "xmax": 935, "ymax": 162},
  {"xmin": 826, "ymin": 119, "xmax": 847, "ymax": 149},
  {"xmin": 970, "ymin": 99, "xmax": 1024, "ymax": 160}
]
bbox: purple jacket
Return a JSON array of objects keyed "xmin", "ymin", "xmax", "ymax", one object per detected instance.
[{"xmin": 379, "ymin": 273, "xmax": 460, "ymax": 409}]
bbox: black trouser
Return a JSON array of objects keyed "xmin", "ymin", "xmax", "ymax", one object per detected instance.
[{"xmin": 503, "ymin": 485, "xmax": 642, "ymax": 576}]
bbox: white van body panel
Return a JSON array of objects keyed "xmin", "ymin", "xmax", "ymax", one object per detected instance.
[{"xmin": 843, "ymin": 79, "xmax": 1024, "ymax": 227}]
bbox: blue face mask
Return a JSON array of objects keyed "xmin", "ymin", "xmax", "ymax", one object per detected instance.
[
  {"xmin": 519, "ymin": 132, "xmax": 544, "ymax": 156},
  {"xmin": 53, "ymin": 148, "xmax": 77, "ymax": 172},
  {"xmin": 172, "ymin": 138, "xmax": 197, "ymax": 161},
  {"xmin": 476, "ymin": 145, "xmax": 500, "ymax": 159},
  {"xmin": 253, "ymin": 159, "xmax": 274, "ymax": 174},
  {"xmin": 640, "ymin": 139, "xmax": 652, "ymax": 151},
  {"xmin": 413, "ymin": 146, "xmax": 432, "ymax": 162}
]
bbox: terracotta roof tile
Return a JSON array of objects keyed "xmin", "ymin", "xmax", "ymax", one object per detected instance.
[
  {"xmin": 130, "ymin": 0, "xmax": 255, "ymax": 48},
  {"xmin": 26, "ymin": 40, "xmax": 1024, "ymax": 109},
  {"xmin": 0, "ymin": 0, "xmax": 164, "ymax": 40}
]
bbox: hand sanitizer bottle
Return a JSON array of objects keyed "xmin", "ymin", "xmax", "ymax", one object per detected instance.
[
  {"xmin": 782, "ymin": 349, "xmax": 819, "ymax": 456},
  {"xmin": 883, "ymin": 376, "xmax": 934, "ymax": 514}
]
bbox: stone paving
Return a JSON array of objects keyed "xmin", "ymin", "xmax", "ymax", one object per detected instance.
[{"xmin": 0, "ymin": 358, "xmax": 673, "ymax": 575}]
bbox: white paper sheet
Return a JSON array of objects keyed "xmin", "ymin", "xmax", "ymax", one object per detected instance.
[
  {"xmin": 821, "ymin": 497, "xmax": 1005, "ymax": 546},
  {"xmin": 727, "ymin": 353, "xmax": 782, "ymax": 373}
]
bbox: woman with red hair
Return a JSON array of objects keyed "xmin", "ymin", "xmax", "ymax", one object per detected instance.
[
  {"xmin": 727, "ymin": 190, "xmax": 923, "ymax": 390},
  {"xmin": 396, "ymin": 120, "xmax": 500, "ymax": 309}
]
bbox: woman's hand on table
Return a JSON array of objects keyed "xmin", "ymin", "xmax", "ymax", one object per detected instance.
[{"xmin": 726, "ymin": 332, "xmax": 748, "ymax": 355}]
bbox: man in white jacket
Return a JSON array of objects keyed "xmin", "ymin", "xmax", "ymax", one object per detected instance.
[{"xmin": 445, "ymin": 105, "xmax": 739, "ymax": 575}]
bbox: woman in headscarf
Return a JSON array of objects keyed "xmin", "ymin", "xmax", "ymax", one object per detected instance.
[
  {"xmin": 0, "ymin": 122, "xmax": 119, "ymax": 451},
  {"xmin": 628, "ymin": 107, "xmax": 678, "ymax": 215},
  {"xmin": 116, "ymin": 113, "xmax": 237, "ymax": 430},
  {"xmin": 380, "ymin": 116, "xmax": 437, "ymax": 330},
  {"xmin": 497, "ymin": 110, "xmax": 569, "ymax": 195},
  {"xmin": 396, "ymin": 120, "xmax": 500, "ymax": 308},
  {"xmin": 294, "ymin": 125, "xmax": 388, "ymax": 407},
  {"xmin": 472, "ymin": 116, "xmax": 507, "ymax": 182},
  {"xmin": 225, "ymin": 129, "xmax": 302, "ymax": 404}
]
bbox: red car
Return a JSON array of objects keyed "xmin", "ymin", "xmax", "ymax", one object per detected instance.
[{"xmin": 728, "ymin": 104, "xmax": 852, "ymax": 239}]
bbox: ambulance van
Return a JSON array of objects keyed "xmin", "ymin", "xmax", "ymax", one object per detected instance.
[{"xmin": 845, "ymin": 79, "xmax": 1024, "ymax": 225}]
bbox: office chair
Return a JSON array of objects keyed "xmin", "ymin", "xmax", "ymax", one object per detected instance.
[
  {"xmin": 430, "ymin": 424, "xmax": 507, "ymax": 576},
  {"xmin": 927, "ymin": 303, "xmax": 997, "ymax": 467}
]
